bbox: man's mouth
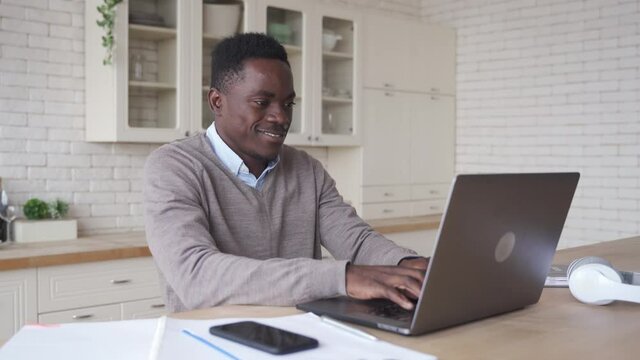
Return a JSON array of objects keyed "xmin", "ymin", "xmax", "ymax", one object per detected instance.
[{"xmin": 256, "ymin": 128, "xmax": 287, "ymax": 139}]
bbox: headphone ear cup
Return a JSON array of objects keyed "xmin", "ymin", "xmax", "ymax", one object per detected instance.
[
  {"xmin": 567, "ymin": 256, "xmax": 613, "ymax": 278},
  {"xmin": 568, "ymin": 259, "xmax": 623, "ymax": 305}
]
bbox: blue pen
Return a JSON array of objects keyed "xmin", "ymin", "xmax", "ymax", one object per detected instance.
[{"xmin": 181, "ymin": 329, "xmax": 240, "ymax": 360}]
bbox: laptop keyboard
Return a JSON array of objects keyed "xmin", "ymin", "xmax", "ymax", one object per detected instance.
[{"xmin": 368, "ymin": 302, "xmax": 415, "ymax": 322}]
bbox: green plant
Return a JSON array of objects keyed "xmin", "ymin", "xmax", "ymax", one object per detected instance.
[
  {"xmin": 97, "ymin": 0, "xmax": 124, "ymax": 65},
  {"xmin": 23, "ymin": 198, "xmax": 70, "ymax": 220},
  {"xmin": 48, "ymin": 199, "xmax": 70, "ymax": 219},
  {"xmin": 23, "ymin": 198, "xmax": 50, "ymax": 220}
]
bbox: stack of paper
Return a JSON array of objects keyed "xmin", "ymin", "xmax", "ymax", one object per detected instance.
[{"xmin": 0, "ymin": 313, "xmax": 437, "ymax": 360}]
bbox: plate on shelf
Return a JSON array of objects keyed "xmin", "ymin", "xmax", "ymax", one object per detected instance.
[{"xmin": 129, "ymin": 12, "xmax": 166, "ymax": 27}]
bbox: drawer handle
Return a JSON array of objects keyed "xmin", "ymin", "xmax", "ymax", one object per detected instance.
[
  {"xmin": 429, "ymin": 206, "xmax": 440, "ymax": 210},
  {"xmin": 430, "ymin": 96, "xmax": 440, "ymax": 100},
  {"xmin": 431, "ymin": 87, "xmax": 440, "ymax": 92},
  {"xmin": 151, "ymin": 304, "xmax": 166, "ymax": 309},
  {"xmin": 429, "ymin": 190, "xmax": 439, "ymax": 194},
  {"xmin": 383, "ymin": 83, "xmax": 394, "ymax": 88},
  {"xmin": 72, "ymin": 314, "xmax": 94, "ymax": 320},
  {"xmin": 382, "ymin": 209, "xmax": 394, "ymax": 213},
  {"xmin": 384, "ymin": 92, "xmax": 394, "ymax": 97},
  {"xmin": 383, "ymin": 192, "xmax": 394, "ymax": 196},
  {"xmin": 110, "ymin": 279, "xmax": 132, "ymax": 285}
]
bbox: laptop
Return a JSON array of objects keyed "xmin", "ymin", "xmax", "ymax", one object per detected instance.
[{"xmin": 297, "ymin": 173, "xmax": 580, "ymax": 335}]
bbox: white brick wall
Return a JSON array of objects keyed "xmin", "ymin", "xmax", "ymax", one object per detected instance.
[
  {"xmin": 0, "ymin": 0, "xmax": 416, "ymax": 237},
  {"xmin": 422, "ymin": 0, "xmax": 640, "ymax": 247}
]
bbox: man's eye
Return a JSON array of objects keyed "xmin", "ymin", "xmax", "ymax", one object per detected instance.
[
  {"xmin": 254, "ymin": 100, "xmax": 268, "ymax": 106},
  {"xmin": 285, "ymin": 101, "xmax": 296, "ymax": 108}
]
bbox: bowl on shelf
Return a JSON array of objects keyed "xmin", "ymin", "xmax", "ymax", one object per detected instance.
[
  {"xmin": 203, "ymin": 3, "xmax": 242, "ymax": 38},
  {"xmin": 268, "ymin": 23, "xmax": 293, "ymax": 44},
  {"xmin": 322, "ymin": 29, "xmax": 342, "ymax": 51}
]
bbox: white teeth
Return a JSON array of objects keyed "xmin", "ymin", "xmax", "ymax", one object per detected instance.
[{"xmin": 259, "ymin": 130, "xmax": 283, "ymax": 138}]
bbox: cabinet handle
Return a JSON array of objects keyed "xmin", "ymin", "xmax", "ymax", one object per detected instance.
[
  {"xmin": 110, "ymin": 279, "xmax": 132, "ymax": 285},
  {"xmin": 383, "ymin": 192, "xmax": 393, "ymax": 197},
  {"xmin": 151, "ymin": 304, "xmax": 166, "ymax": 309},
  {"xmin": 384, "ymin": 92, "xmax": 394, "ymax": 97},
  {"xmin": 382, "ymin": 209, "xmax": 393, "ymax": 213},
  {"xmin": 314, "ymin": 136, "xmax": 320, "ymax": 142},
  {"xmin": 431, "ymin": 87, "xmax": 440, "ymax": 93},
  {"xmin": 185, "ymin": 131, "xmax": 190, "ymax": 137},
  {"xmin": 383, "ymin": 83, "xmax": 393, "ymax": 88},
  {"xmin": 307, "ymin": 136, "xmax": 312, "ymax": 141},
  {"xmin": 72, "ymin": 314, "xmax": 94, "ymax": 320},
  {"xmin": 429, "ymin": 190, "xmax": 439, "ymax": 194},
  {"xmin": 429, "ymin": 206, "xmax": 439, "ymax": 210},
  {"xmin": 430, "ymin": 96, "xmax": 440, "ymax": 100}
]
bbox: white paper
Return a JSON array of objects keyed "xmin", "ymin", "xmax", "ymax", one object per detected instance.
[
  {"xmin": 158, "ymin": 313, "xmax": 436, "ymax": 360},
  {"xmin": 0, "ymin": 319, "xmax": 158, "ymax": 360},
  {"xmin": 0, "ymin": 313, "xmax": 437, "ymax": 360}
]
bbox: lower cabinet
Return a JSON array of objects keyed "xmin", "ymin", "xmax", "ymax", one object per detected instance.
[
  {"xmin": 0, "ymin": 268, "xmax": 37, "ymax": 343},
  {"xmin": 1, "ymin": 257, "xmax": 166, "ymax": 341}
]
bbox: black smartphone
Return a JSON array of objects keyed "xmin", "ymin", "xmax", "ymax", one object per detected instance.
[{"xmin": 209, "ymin": 321, "xmax": 319, "ymax": 355}]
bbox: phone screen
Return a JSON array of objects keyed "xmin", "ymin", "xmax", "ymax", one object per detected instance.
[{"xmin": 209, "ymin": 321, "xmax": 319, "ymax": 355}]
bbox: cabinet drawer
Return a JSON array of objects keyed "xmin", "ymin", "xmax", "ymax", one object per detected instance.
[
  {"xmin": 122, "ymin": 297, "xmax": 167, "ymax": 320},
  {"xmin": 38, "ymin": 303, "xmax": 121, "ymax": 324},
  {"xmin": 362, "ymin": 185, "xmax": 411, "ymax": 203},
  {"xmin": 412, "ymin": 199, "xmax": 445, "ymax": 216},
  {"xmin": 411, "ymin": 183, "xmax": 449, "ymax": 200},
  {"xmin": 38, "ymin": 257, "xmax": 161, "ymax": 313},
  {"xmin": 362, "ymin": 202, "xmax": 412, "ymax": 220}
]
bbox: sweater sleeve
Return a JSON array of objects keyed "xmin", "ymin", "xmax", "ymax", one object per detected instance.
[
  {"xmin": 143, "ymin": 146, "xmax": 348, "ymax": 311},
  {"xmin": 313, "ymin": 160, "xmax": 417, "ymax": 278}
]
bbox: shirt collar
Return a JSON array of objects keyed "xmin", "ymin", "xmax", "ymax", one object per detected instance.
[{"xmin": 206, "ymin": 122, "xmax": 280, "ymax": 177}]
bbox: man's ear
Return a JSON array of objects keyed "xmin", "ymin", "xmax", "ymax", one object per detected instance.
[{"xmin": 208, "ymin": 88, "xmax": 223, "ymax": 115}]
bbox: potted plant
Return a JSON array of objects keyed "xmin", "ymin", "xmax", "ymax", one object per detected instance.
[{"xmin": 13, "ymin": 198, "xmax": 78, "ymax": 243}]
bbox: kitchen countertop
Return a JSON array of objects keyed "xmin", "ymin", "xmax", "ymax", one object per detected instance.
[{"xmin": 0, "ymin": 215, "xmax": 441, "ymax": 271}]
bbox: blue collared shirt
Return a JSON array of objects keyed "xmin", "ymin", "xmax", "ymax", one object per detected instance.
[{"xmin": 206, "ymin": 123, "xmax": 279, "ymax": 190}]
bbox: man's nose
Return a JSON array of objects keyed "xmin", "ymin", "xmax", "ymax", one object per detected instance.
[{"xmin": 267, "ymin": 104, "xmax": 290, "ymax": 124}]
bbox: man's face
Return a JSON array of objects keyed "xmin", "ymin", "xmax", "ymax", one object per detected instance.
[{"xmin": 209, "ymin": 58, "xmax": 295, "ymax": 173}]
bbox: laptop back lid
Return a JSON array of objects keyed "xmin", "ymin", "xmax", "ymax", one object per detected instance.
[{"xmin": 411, "ymin": 173, "xmax": 579, "ymax": 334}]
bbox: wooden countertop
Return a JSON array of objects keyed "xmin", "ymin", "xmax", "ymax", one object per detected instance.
[
  {"xmin": 0, "ymin": 215, "xmax": 440, "ymax": 271},
  {"xmin": 0, "ymin": 232, "xmax": 150, "ymax": 271}
]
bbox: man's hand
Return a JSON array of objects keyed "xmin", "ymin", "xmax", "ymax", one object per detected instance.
[
  {"xmin": 398, "ymin": 257, "xmax": 430, "ymax": 271},
  {"xmin": 345, "ymin": 264, "xmax": 426, "ymax": 310}
]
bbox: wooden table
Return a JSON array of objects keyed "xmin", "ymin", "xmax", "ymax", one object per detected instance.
[{"xmin": 175, "ymin": 236, "xmax": 640, "ymax": 360}]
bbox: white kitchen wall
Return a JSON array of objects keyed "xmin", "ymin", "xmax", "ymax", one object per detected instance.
[
  {"xmin": 422, "ymin": 0, "xmax": 640, "ymax": 247},
  {"xmin": 0, "ymin": 0, "xmax": 419, "ymax": 236}
]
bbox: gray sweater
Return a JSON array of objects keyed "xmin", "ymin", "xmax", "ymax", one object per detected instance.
[{"xmin": 143, "ymin": 134, "xmax": 416, "ymax": 312}]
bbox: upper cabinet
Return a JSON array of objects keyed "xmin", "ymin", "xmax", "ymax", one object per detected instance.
[
  {"xmin": 255, "ymin": 0, "xmax": 362, "ymax": 146},
  {"xmin": 363, "ymin": 15, "xmax": 455, "ymax": 95},
  {"xmin": 85, "ymin": 0, "xmax": 360, "ymax": 145},
  {"xmin": 85, "ymin": 0, "xmax": 251, "ymax": 143}
]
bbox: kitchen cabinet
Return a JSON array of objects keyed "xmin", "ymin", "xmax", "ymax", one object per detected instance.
[
  {"xmin": 0, "ymin": 257, "xmax": 166, "ymax": 339},
  {"xmin": 0, "ymin": 269, "xmax": 37, "ymax": 343},
  {"xmin": 85, "ymin": 0, "xmax": 252, "ymax": 142},
  {"xmin": 356, "ymin": 89, "xmax": 454, "ymax": 220},
  {"xmin": 255, "ymin": 0, "xmax": 362, "ymax": 146},
  {"xmin": 85, "ymin": 0, "xmax": 360, "ymax": 145},
  {"xmin": 363, "ymin": 15, "xmax": 455, "ymax": 95}
]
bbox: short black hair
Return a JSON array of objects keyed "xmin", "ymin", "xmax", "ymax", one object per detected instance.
[{"xmin": 211, "ymin": 32, "xmax": 290, "ymax": 93}]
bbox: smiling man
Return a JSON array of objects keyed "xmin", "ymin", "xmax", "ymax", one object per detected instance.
[{"xmin": 144, "ymin": 33, "xmax": 427, "ymax": 313}]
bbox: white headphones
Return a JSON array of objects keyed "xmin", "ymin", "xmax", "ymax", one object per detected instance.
[{"xmin": 567, "ymin": 256, "xmax": 640, "ymax": 305}]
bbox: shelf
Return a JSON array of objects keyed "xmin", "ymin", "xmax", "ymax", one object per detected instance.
[
  {"xmin": 323, "ymin": 50, "xmax": 353, "ymax": 60},
  {"xmin": 322, "ymin": 96, "xmax": 352, "ymax": 104},
  {"xmin": 129, "ymin": 81, "xmax": 175, "ymax": 90},
  {"xmin": 129, "ymin": 24, "xmax": 176, "ymax": 40}
]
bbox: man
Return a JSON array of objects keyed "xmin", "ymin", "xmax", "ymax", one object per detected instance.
[{"xmin": 144, "ymin": 33, "xmax": 428, "ymax": 313}]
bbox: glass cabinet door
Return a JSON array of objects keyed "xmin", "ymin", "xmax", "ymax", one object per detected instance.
[
  {"xmin": 127, "ymin": 0, "xmax": 179, "ymax": 130},
  {"xmin": 265, "ymin": 5, "xmax": 308, "ymax": 143},
  {"xmin": 319, "ymin": 16, "xmax": 355, "ymax": 139}
]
